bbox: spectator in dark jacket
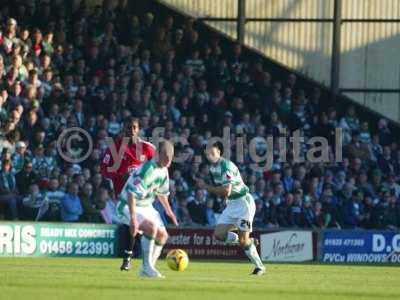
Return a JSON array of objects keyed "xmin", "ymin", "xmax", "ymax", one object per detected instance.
[
  {"xmin": 289, "ymin": 189, "xmax": 304, "ymax": 227},
  {"xmin": 0, "ymin": 159, "xmax": 19, "ymax": 219},
  {"xmin": 303, "ymin": 196, "xmax": 316, "ymax": 228},
  {"xmin": 15, "ymin": 159, "xmax": 38, "ymax": 196},
  {"xmin": 80, "ymin": 182, "xmax": 104, "ymax": 223},
  {"xmin": 379, "ymin": 190, "xmax": 399, "ymax": 230},
  {"xmin": 378, "ymin": 146, "xmax": 396, "ymax": 175},
  {"xmin": 343, "ymin": 190, "xmax": 365, "ymax": 229},
  {"xmin": 187, "ymin": 189, "xmax": 208, "ymax": 225}
]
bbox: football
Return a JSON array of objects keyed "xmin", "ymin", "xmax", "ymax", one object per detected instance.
[{"xmin": 166, "ymin": 249, "xmax": 189, "ymax": 271}]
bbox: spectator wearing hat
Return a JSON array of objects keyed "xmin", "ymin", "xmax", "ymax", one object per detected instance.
[{"xmin": 12, "ymin": 141, "xmax": 30, "ymax": 173}]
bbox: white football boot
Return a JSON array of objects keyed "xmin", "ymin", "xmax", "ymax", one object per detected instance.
[{"xmin": 139, "ymin": 266, "xmax": 165, "ymax": 278}]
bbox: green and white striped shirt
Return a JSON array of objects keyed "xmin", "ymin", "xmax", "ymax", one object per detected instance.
[
  {"xmin": 209, "ymin": 158, "xmax": 249, "ymax": 200},
  {"xmin": 118, "ymin": 160, "xmax": 170, "ymax": 209}
]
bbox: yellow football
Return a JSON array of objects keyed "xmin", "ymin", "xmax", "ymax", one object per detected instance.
[{"xmin": 166, "ymin": 249, "xmax": 189, "ymax": 271}]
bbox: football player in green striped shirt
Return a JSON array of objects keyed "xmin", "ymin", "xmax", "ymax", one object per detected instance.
[
  {"xmin": 117, "ymin": 141, "xmax": 178, "ymax": 278},
  {"xmin": 196, "ymin": 142, "xmax": 265, "ymax": 275}
]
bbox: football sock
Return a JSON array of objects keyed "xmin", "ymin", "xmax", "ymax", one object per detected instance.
[
  {"xmin": 225, "ymin": 232, "xmax": 239, "ymax": 245},
  {"xmin": 141, "ymin": 235, "xmax": 155, "ymax": 269},
  {"xmin": 124, "ymin": 233, "xmax": 136, "ymax": 259},
  {"xmin": 244, "ymin": 240, "xmax": 264, "ymax": 270},
  {"xmin": 152, "ymin": 240, "xmax": 164, "ymax": 267},
  {"xmin": 122, "ymin": 224, "xmax": 135, "ymax": 259}
]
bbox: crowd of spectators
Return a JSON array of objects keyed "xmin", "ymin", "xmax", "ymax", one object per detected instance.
[{"xmin": 0, "ymin": 0, "xmax": 399, "ymax": 230}]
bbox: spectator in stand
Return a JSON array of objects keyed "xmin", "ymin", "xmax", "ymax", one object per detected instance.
[
  {"xmin": 343, "ymin": 190, "xmax": 365, "ymax": 229},
  {"xmin": 12, "ymin": 141, "xmax": 30, "ymax": 173},
  {"xmin": 349, "ymin": 132, "xmax": 372, "ymax": 162},
  {"xmin": 206, "ymin": 198, "xmax": 216, "ymax": 226},
  {"xmin": 80, "ymin": 182, "xmax": 104, "ymax": 223},
  {"xmin": 170, "ymin": 183, "xmax": 193, "ymax": 225},
  {"xmin": 378, "ymin": 146, "xmax": 396, "ymax": 175},
  {"xmin": 187, "ymin": 189, "xmax": 208, "ymax": 225},
  {"xmin": 15, "ymin": 159, "xmax": 38, "ymax": 196},
  {"xmin": 303, "ymin": 196, "xmax": 316, "ymax": 228},
  {"xmin": 289, "ymin": 189, "xmax": 304, "ymax": 227},
  {"xmin": 0, "ymin": 2, "xmax": 397, "ymax": 230},
  {"xmin": 320, "ymin": 185, "xmax": 340, "ymax": 228},
  {"xmin": 376, "ymin": 189, "xmax": 400, "ymax": 230},
  {"xmin": 46, "ymin": 177, "xmax": 64, "ymax": 221},
  {"xmin": 98, "ymin": 187, "xmax": 117, "ymax": 224},
  {"xmin": 0, "ymin": 159, "xmax": 19, "ymax": 219},
  {"xmin": 22, "ymin": 183, "xmax": 49, "ymax": 220},
  {"xmin": 60, "ymin": 182, "xmax": 82, "ymax": 222}
]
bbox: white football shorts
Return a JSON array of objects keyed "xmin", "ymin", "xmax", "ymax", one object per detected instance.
[
  {"xmin": 120, "ymin": 204, "xmax": 165, "ymax": 231},
  {"xmin": 217, "ymin": 193, "xmax": 255, "ymax": 232}
]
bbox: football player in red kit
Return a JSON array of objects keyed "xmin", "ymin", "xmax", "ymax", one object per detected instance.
[{"xmin": 100, "ymin": 116, "xmax": 155, "ymax": 271}]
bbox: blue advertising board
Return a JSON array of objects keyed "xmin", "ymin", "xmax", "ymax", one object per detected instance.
[{"xmin": 322, "ymin": 231, "xmax": 400, "ymax": 264}]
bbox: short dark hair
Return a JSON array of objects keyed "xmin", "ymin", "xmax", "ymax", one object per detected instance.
[
  {"xmin": 210, "ymin": 141, "xmax": 223, "ymax": 153},
  {"xmin": 124, "ymin": 116, "xmax": 140, "ymax": 126}
]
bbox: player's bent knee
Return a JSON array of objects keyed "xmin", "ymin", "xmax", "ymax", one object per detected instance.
[
  {"xmin": 157, "ymin": 228, "xmax": 168, "ymax": 243},
  {"xmin": 140, "ymin": 220, "xmax": 157, "ymax": 236}
]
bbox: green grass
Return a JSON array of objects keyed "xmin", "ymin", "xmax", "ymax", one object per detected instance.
[{"xmin": 0, "ymin": 258, "xmax": 399, "ymax": 300}]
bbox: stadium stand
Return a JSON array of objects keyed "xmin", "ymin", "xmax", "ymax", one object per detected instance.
[{"xmin": 0, "ymin": 0, "xmax": 399, "ymax": 230}]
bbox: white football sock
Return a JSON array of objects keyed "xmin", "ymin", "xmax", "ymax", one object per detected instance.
[
  {"xmin": 244, "ymin": 241, "xmax": 264, "ymax": 270},
  {"xmin": 225, "ymin": 232, "xmax": 239, "ymax": 245},
  {"xmin": 141, "ymin": 235, "xmax": 155, "ymax": 269},
  {"xmin": 152, "ymin": 242, "xmax": 164, "ymax": 267},
  {"xmin": 124, "ymin": 250, "xmax": 133, "ymax": 260}
]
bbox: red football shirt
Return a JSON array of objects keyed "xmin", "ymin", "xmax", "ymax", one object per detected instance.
[{"xmin": 100, "ymin": 137, "xmax": 156, "ymax": 196}]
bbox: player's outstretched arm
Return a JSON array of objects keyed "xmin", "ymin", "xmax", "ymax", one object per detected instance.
[{"xmin": 158, "ymin": 194, "xmax": 179, "ymax": 226}]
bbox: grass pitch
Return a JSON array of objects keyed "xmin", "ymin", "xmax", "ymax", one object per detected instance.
[{"xmin": 0, "ymin": 258, "xmax": 399, "ymax": 300}]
